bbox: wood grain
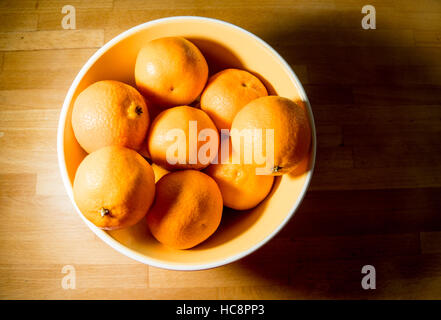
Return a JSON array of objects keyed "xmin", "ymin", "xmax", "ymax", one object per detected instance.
[{"xmin": 0, "ymin": 0, "xmax": 440, "ymax": 300}]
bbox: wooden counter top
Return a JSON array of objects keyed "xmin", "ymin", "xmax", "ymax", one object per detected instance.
[{"xmin": 0, "ymin": 0, "xmax": 440, "ymax": 299}]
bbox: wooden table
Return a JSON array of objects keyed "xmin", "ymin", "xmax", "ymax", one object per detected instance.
[{"xmin": 1, "ymin": 0, "xmax": 440, "ymax": 300}]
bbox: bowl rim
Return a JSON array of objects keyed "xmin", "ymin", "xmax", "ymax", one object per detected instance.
[{"xmin": 57, "ymin": 16, "xmax": 317, "ymax": 271}]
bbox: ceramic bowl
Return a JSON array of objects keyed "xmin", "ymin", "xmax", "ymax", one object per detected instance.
[{"xmin": 57, "ymin": 16, "xmax": 316, "ymax": 270}]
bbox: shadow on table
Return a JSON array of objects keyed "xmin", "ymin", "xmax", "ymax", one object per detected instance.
[{"xmin": 221, "ymin": 9, "xmax": 441, "ymax": 299}]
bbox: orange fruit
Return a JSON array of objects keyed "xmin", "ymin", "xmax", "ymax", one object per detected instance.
[
  {"xmin": 72, "ymin": 80, "xmax": 149, "ymax": 154},
  {"xmin": 231, "ymin": 96, "xmax": 311, "ymax": 175},
  {"xmin": 135, "ymin": 37, "xmax": 208, "ymax": 107},
  {"xmin": 201, "ymin": 68, "xmax": 268, "ymax": 130},
  {"xmin": 73, "ymin": 146, "xmax": 155, "ymax": 230},
  {"xmin": 205, "ymin": 152, "xmax": 274, "ymax": 210},
  {"xmin": 147, "ymin": 106, "xmax": 219, "ymax": 171},
  {"xmin": 146, "ymin": 170, "xmax": 223, "ymax": 249}
]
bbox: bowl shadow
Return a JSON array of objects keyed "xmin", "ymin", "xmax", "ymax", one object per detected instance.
[{"xmin": 210, "ymin": 9, "xmax": 441, "ymax": 299}]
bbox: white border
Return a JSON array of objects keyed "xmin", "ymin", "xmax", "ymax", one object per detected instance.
[{"xmin": 57, "ymin": 16, "xmax": 317, "ymax": 271}]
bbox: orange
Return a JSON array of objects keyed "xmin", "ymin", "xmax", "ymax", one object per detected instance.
[
  {"xmin": 73, "ymin": 146, "xmax": 155, "ymax": 230},
  {"xmin": 201, "ymin": 68, "xmax": 268, "ymax": 130},
  {"xmin": 72, "ymin": 80, "xmax": 149, "ymax": 154},
  {"xmin": 135, "ymin": 37, "xmax": 208, "ymax": 107},
  {"xmin": 146, "ymin": 170, "xmax": 223, "ymax": 249},
  {"xmin": 147, "ymin": 106, "xmax": 219, "ymax": 171},
  {"xmin": 205, "ymin": 152, "xmax": 274, "ymax": 210},
  {"xmin": 231, "ymin": 96, "xmax": 311, "ymax": 175}
]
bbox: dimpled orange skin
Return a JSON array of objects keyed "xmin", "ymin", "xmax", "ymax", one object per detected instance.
[
  {"xmin": 135, "ymin": 37, "xmax": 208, "ymax": 107},
  {"xmin": 147, "ymin": 106, "xmax": 219, "ymax": 171},
  {"xmin": 231, "ymin": 96, "xmax": 311, "ymax": 175},
  {"xmin": 200, "ymin": 68, "xmax": 268, "ymax": 130},
  {"xmin": 72, "ymin": 80, "xmax": 149, "ymax": 154},
  {"xmin": 73, "ymin": 146, "xmax": 155, "ymax": 230},
  {"xmin": 205, "ymin": 154, "xmax": 274, "ymax": 210},
  {"xmin": 146, "ymin": 170, "xmax": 223, "ymax": 249}
]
